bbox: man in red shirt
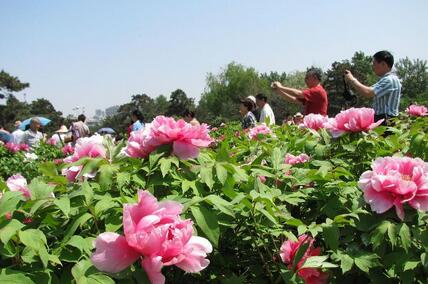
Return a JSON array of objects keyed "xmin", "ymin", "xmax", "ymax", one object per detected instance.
[{"xmin": 272, "ymin": 68, "xmax": 328, "ymax": 115}]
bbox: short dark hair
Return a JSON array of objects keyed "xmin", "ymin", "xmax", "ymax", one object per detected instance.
[
  {"xmin": 306, "ymin": 67, "xmax": 323, "ymax": 81},
  {"xmin": 373, "ymin": 50, "xmax": 394, "ymax": 68},
  {"xmin": 131, "ymin": 110, "xmax": 144, "ymax": 122},
  {"xmin": 77, "ymin": 114, "xmax": 86, "ymax": 122},
  {"xmin": 255, "ymin": 93, "xmax": 267, "ymax": 102},
  {"xmin": 240, "ymin": 99, "xmax": 254, "ymax": 112},
  {"xmin": 182, "ymin": 109, "xmax": 195, "ymax": 118}
]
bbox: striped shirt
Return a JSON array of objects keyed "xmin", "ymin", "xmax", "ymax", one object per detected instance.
[{"xmin": 371, "ymin": 72, "xmax": 401, "ymax": 117}]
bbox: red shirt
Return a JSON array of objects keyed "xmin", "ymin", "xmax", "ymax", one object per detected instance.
[{"xmin": 299, "ymin": 85, "xmax": 328, "ymax": 115}]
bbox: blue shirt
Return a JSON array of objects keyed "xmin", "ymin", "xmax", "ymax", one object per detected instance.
[
  {"xmin": 371, "ymin": 72, "xmax": 402, "ymax": 117},
  {"xmin": 132, "ymin": 120, "xmax": 144, "ymax": 132}
]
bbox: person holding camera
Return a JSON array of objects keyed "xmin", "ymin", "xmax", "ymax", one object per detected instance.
[
  {"xmin": 271, "ymin": 68, "xmax": 328, "ymax": 116},
  {"xmin": 344, "ymin": 50, "xmax": 401, "ymax": 123}
]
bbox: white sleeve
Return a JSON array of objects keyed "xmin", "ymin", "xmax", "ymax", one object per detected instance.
[{"xmin": 259, "ymin": 109, "xmax": 266, "ymax": 122}]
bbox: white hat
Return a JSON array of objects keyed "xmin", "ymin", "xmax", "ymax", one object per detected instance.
[
  {"xmin": 294, "ymin": 112, "xmax": 304, "ymax": 118},
  {"xmin": 55, "ymin": 125, "xmax": 69, "ymax": 133},
  {"xmin": 247, "ymin": 96, "xmax": 256, "ymax": 104}
]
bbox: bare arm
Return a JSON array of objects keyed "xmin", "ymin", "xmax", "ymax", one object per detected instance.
[
  {"xmin": 276, "ymin": 85, "xmax": 304, "ymax": 99},
  {"xmin": 345, "ymin": 71, "xmax": 375, "ymax": 98},
  {"xmin": 273, "ymin": 88, "xmax": 301, "ymax": 104}
]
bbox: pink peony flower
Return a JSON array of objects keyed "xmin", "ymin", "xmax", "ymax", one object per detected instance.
[
  {"xmin": 326, "ymin": 107, "xmax": 383, "ymax": 138},
  {"xmin": 6, "ymin": 174, "xmax": 31, "ymax": 200},
  {"xmin": 302, "ymin": 114, "xmax": 330, "ymax": 131},
  {"xmin": 5, "ymin": 142, "xmax": 20, "ymax": 153},
  {"xmin": 258, "ymin": 176, "xmax": 266, "ymax": 184},
  {"xmin": 125, "ymin": 116, "xmax": 213, "ymax": 160},
  {"xmin": 47, "ymin": 137, "xmax": 57, "ymax": 145},
  {"xmin": 19, "ymin": 144, "xmax": 30, "ymax": 152},
  {"xmin": 358, "ymin": 156, "xmax": 428, "ymax": 220},
  {"xmin": 285, "ymin": 153, "xmax": 310, "ymax": 165},
  {"xmin": 249, "ymin": 124, "xmax": 272, "ymax": 140},
  {"xmin": 64, "ymin": 135, "xmax": 106, "ymax": 163},
  {"xmin": 406, "ymin": 104, "xmax": 428, "ymax": 117},
  {"xmin": 62, "ymin": 143, "xmax": 75, "ymax": 156},
  {"xmin": 280, "ymin": 235, "xmax": 329, "ymax": 284},
  {"xmin": 91, "ymin": 190, "xmax": 212, "ymax": 284}
]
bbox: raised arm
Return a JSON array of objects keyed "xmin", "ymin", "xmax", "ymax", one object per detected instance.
[
  {"xmin": 344, "ymin": 70, "xmax": 375, "ymax": 98},
  {"xmin": 272, "ymin": 81, "xmax": 304, "ymax": 99}
]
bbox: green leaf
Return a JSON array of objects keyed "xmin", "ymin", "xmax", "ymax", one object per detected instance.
[
  {"xmin": 71, "ymin": 259, "xmax": 92, "ymax": 282},
  {"xmin": 272, "ymin": 148, "xmax": 282, "ymax": 170},
  {"xmin": 81, "ymin": 181, "xmax": 94, "ymax": 205},
  {"xmin": 300, "ymin": 255, "xmax": 337, "ymax": 269},
  {"xmin": 403, "ymin": 261, "xmax": 420, "ymax": 271},
  {"xmin": 338, "ymin": 253, "xmax": 354, "ymax": 273},
  {"xmin": 19, "ymin": 229, "xmax": 47, "ymax": 251},
  {"xmin": 116, "ymin": 172, "xmax": 131, "ymax": 189},
  {"xmin": 99, "ymin": 164, "xmax": 117, "ymax": 188},
  {"xmin": 94, "ymin": 198, "xmax": 117, "ymax": 217},
  {"xmin": 28, "ymin": 179, "xmax": 54, "ymax": 200},
  {"xmin": 0, "ymin": 219, "xmax": 25, "ymax": 244},
  {"xmin": 87, "ymin": 274, "xmax": 115, "ymax": 284},
  {"xmin": 204, "ymin": 195, "xmax": 234, "ymax": 217},
  {"xmin": 200, "ymin": 167, "xmax": 214, "ymax": 189},
  {"xmin": 399, "ymin": 223, "xmax": 411, "ymax": 253},
  {"xmin": 54, "ymin": 197, "xmax": 71, "ymax": 217},
  {"xmin": 0, "ymin": 191, "xmax": 23, "ymax": 217},
  {"xmin": 64, "ymin": 213, "xmax": 92, "ymax": 241},
  {"xmin": 370, "ymin": 220, "xmax": 389, "ymax": 249},
  {"xmin": 387, "ymin": 222, "xmax": 397, "ymax": 248},
  {"xmin": 30, "ymin": 199, "xmax": 50, "ymax": 215},
  {"xmin": 215, "ymin": 163, "xmax": 228, "ymax": 185},
  {"xmin": 190, "ymin": 205, "xmax": 219, "ymax": 247},
  {"xmin": 66, "ymin": 235, "xmax": 86, "ymax": 252},
  {"xmin": 160, "ymin": 158, "xmax": 171, "ymax": 178},
  {"xmin": 292, "ymin": 240, "xmax": 310, "ymax": 270},
  {"xmin": 0, "ymin": 273, "xmax": 35, "ymax": 284},
  {"xmin": 354, "ymin": 253, "xmax": 381, "ymax": 273},
  {"xmin": 323, "ymin": 224, "xmax": 339, "ymax": 250}
]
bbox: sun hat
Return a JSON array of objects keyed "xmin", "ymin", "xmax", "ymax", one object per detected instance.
[{"xmin": 55, "ymin": 125, "xmax": 69, "ymax": 133}]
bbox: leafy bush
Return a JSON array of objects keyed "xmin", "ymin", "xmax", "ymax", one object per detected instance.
[{"xmin": 0, "ymin": 114, "xmax": 427, "ymax": 283}]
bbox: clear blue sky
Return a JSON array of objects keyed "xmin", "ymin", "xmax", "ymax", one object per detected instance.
[{"xmin": 1, "ymin": 0, "xmax": 427, "ymax": 117}]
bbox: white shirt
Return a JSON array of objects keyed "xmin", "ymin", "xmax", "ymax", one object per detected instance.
[
  {"xmin": 23, "ymin": 130, "xmax": 43, "ymax": 147},
  {"xmin": 259, "ymin": 103, "xmax": 275, "ymax": 125},
  {"xmin": 12, "ymin": 129, "xmax": 25, "ymax": 144}
]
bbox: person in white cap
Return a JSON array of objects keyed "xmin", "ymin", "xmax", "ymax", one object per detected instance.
[
  {"xmin": 255, "ymin": 93, "xmax": 275, "ymax": 125},
  {"xmin": 50, "ymin": 125, "xmax": 70, "ymax": 146},
  {"xmin": 12, "ymin": 120, "xmax": 25, "ymax": 144},
  {"xmin": 246, "ymin": 95, "xmax": 260, "ymax": 121}
]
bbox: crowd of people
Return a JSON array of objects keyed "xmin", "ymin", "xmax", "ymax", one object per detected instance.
[
  {"xmin": 238, "ymin": 50, "xmax": 402, "ymax": 130},
  {"xmin": 0, "ymin": 114, "xmax": 92, "ymax": 149},
  {"xmin": 0, "ymin": 50, "xmax": 403, "ymax": 145}
]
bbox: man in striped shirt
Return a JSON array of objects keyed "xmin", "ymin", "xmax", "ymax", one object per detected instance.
[{"xmin": 345, "ymin": 50, "xmax": 401, "ymax": 124}]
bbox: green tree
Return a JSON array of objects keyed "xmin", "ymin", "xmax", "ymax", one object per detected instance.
[
  {"xmin": 0, "ymin": 70, "xmax": 30, "ymax": 96},
  {"xmin": 396, "ymin": 57, "xmax": 428, "ymax": 99},
  {"xmin": 153, "ymin": 95, "xmax": 169, "ymax": 116},
  {"xmin": 197, "ymin": 62, "xmax": 265, "ymax": 124},
  {"xmin": 166, "ymin": 89, "xmax": 195, "ymax": 117}
]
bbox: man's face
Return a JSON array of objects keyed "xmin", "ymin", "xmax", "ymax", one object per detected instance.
[
  {"xmin": 372, "ymin": 59, "xmax": 389, "ymax": 76},
  {"xmin": 255, "ymin": 99, "xmax": 264, "ymax": 108},
  {"xmin": 305, "ymin": 74, "xmax": 318, "ymax": 88},
  {"xmin": 31, "ymin": 121, "xmax": 41, "ymax": 131}
]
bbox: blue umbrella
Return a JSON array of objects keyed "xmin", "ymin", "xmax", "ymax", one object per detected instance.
[
  {"xmin": 98, "ymin": 127, "xmax": 116, "ymax": 134},
  {"xmin": 19, "ymin": 117, "xmax": 51, "ymax": 130}
]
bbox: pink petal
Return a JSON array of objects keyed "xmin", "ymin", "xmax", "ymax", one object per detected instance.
[
  {"xmin": 172, "ymin": 141, "xmax": 200, "ymax": 160},
  {"xmin": 393, "ymin": 199, "xmax": 405, "ymax": 221},
  {"xmin": 175, "ymin": 236, "xmax": 213, "ymax": 273},
  {"xmin": 363, "ymin": 187, "xmax": 394, "ymax": 214},
  {"xmin": 91, "ymin": 232, "xmax": 140, "ymax": 273},
  {"xmin": 141, "ymin": 256, "xmax": 165, "ymax": 284}
]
